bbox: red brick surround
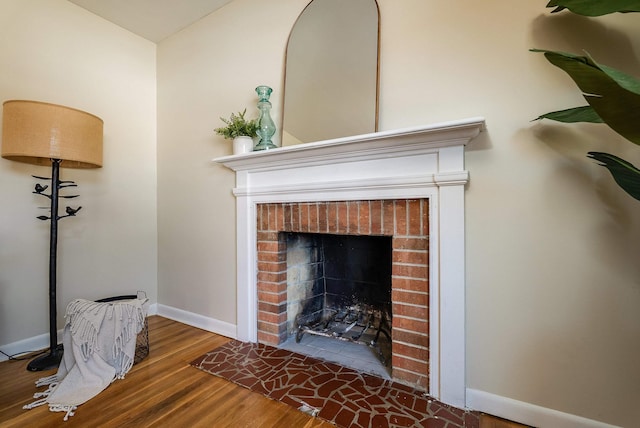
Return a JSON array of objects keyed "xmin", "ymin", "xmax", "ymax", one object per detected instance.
[{"xmin": 256, "ymin": 199, "xmax": 430, "ymax": 390}]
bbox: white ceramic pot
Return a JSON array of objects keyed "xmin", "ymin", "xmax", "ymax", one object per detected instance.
[{"xmin": 233, "ymin": 136, "xmax": 254, "ymax": 155}]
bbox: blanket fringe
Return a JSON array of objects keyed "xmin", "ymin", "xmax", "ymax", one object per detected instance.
[
  {"xmin": 108, "ymin": 301, "xmax": 146, "ymax": 377},
  {"xmin": 25, "ymin": 395, "xmax": 77, "ymax": 421},
  {"xmin": 65, "ymin": 299, "xmax": 108, "ymax": 361},
  {"xmin": 23, "ymin": 380, "xmax": 58, "ymax": 409},
  {"xmin": 23, "ymin": 397, "xmax": 48, "ymax": 410},
  {"xmin": 35, "ymin": 374, "xmax": 58, "ymax": 387},
  {"xmin": 49, "ymin": 404, "xmax": 77, "ymax": 421}
]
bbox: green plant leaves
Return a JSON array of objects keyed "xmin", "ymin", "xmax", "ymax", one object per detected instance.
[
  {"xmin": 534, "ymin": 105, "xmax": 603, "ymax": 123},
  {"xmin": 531, "ymin": 2, "xmax": 640, "ymax": 202},
  {"xmin": 214, "ymin": 109, "xmax": 259, "ymax": 139},
  {"xmin": 546, "ymin": 0, "xmax": 640, "ymax": 16},
  {"xmin": 532, "ymin": 49, "xmax": 640, "ymax": 145},
  {"xmin": 587, "ymin": 152, "xmax": 640, "ymax": 200}
]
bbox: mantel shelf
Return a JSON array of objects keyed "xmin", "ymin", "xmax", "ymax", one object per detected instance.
[{"xmin": 214, "ymin": 117, "xmax": 485, "ymax": 172}]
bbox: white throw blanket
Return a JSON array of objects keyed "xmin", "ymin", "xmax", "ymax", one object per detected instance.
[{"xmin": 24, "ymin": 297, "xmax": 149, "ymax": 420}]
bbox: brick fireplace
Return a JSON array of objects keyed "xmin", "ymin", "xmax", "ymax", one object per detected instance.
[
  {"xmin": 215, "ymin": 117, "xmax": 485, "ymax": 408},
  {"xmin": 256, "ymin": 199, "xmax": 430, "ymax": 388}
]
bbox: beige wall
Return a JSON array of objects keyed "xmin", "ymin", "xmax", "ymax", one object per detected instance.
[
  {"xmin": 158, "ymin": 0, "xmax": 639, "ymax": 426},
  {"xmin": 1, "ymin": 0, "xmax": 638, "ymax": 426},
  {"xmin": 156, "ymin": 0, "xmax": 309, "ymax": 326},
  {"xmin": 0, "ymin": 0, "xmax": 157, "ymax": 343}
]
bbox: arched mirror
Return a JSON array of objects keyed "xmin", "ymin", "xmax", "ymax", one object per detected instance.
[{"xmin": 281, "ymin": 0, "xmax": 379, "ymax": 146}]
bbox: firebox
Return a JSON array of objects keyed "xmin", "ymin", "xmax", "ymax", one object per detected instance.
[{"xmin": 285, "ymin": 232, "xmax": 393, "ymax": 367}]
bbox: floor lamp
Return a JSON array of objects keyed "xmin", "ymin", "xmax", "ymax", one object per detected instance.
[{"xmin": 1, "ymin": 100, "xmax": 103, "ymax": 371}]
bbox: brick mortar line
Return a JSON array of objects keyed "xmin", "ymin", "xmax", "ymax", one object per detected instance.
[
  {"xmin": 393, "ymin": 340, "xmax": 429, "ymax": 351},
  {"xmin": 393, "ymin": 367, "xmax": 427, "ymax": 377},
  {"xmin": 257, "ymin": 287, "xmax": 287, "ymax": 293},
  {"xmin": 393, "ymin": 262, "xmax": 428, "ymax": 267},
  {"xmin": 391, "ymin": 286, "xmax": 429, "ymax": 294},
  {"xmin": 392, "ymin": 326, "xmax": 429, "ymax": 336},
  {"xmin": 392, "ymin": 275, "xmax": 428, "ymax": 282},
  {"xmin": 257, "ymin": 291, "xmax": 287, "ymax": 297},
  {"xmin": 393, "ymin": 301, "xmax": 429, "ymax": 309},
  {"xmin": 392, "ymin": 352, "xmax": 429, "ymax": 364},
  {"xmin": 394, "ymin": 314, "xmax": 429, "ymax": 322},
  {"xmin": 393, "ymin": 299, "xmax": 428, "ymax": 307}
]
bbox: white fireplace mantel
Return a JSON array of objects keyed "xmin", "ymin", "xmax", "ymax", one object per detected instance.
[{"xmin": 215, "ymin": 117, "xmax": 485, "ymax": 409}]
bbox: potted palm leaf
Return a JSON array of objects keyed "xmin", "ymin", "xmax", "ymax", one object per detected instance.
[{"xmin": 532, "ymin": 0, "xmax": 640, "ymax": 201}]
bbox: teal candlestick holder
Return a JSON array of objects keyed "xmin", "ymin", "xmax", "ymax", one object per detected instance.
[{"xmin": 254, "ymin": 85, "xmax": 277, "ymax": 150}]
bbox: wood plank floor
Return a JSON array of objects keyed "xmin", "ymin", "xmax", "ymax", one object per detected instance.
[{"xmin": 0, "ymin": 316, "xmax": 526, "ymax": 427}]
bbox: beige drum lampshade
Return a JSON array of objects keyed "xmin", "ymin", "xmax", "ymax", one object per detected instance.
[{"xmin": 1, "ymin": 100, "xmax": 103, "ymax": 168}]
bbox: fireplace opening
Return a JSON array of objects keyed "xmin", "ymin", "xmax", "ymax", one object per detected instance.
[{"xmin": 282, "ymin": 232, "xmax": 393, "ymax": 376}]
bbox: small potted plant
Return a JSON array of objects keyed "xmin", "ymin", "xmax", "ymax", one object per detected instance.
[{"xmin": 214, "ymin": 109, "xmax": 259, "ymax": 155}]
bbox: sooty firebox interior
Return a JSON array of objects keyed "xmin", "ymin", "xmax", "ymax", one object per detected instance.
[{"xmin": 286, "ymin": 232, "xmax": 392, "ymax": 366}]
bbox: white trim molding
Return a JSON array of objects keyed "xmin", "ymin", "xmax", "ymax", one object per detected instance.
[
  {"xmin": 156, "ymin": 304, "xmax": 237, "ymax": 339},
  {"xmin": 215, "ymin": 117, "xmax": 485, "ymax": 409},
  {"xmin": 467, "ymin": 389, "xmax": 621, "ymax": 428},
  {"xmin": 0, "ymin": 332, "xmax": 59, "ymax": 363},
  {"xmin": 1, "ymin": 302, "xmax": 158, "ymax": 363}
]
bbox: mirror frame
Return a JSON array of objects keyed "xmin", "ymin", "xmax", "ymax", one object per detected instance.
[{"xmin": 281, "ymin": 0, "xmax": 380, "ymax": 145}]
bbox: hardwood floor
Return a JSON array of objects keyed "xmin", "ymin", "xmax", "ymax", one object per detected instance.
[{"xmin": 0, "ymin": 316, "xmax": 527, "ymax": 427}]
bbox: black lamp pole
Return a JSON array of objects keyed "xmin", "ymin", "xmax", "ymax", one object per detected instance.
[{"xmin": 27, "ymin": 159, "xmax": 80, "ymax": 371}]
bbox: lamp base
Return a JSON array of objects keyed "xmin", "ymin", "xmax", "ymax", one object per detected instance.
[{"xmin": 26, "ymin": 344, "xmax": 63, "ymax": 372}]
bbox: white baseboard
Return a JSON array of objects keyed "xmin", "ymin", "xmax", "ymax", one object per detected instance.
[
  {"xmin": 0, "ymin": 302, "xmax": 229, "ymax": 363},
  {"xmin": 466, "ymin": 388, "xmax": 620, "ymax": 428},
  {"xmin": 0, "ymin": 331, "xmax": 62, "ymax": 363},
  {"xmin": 147, "ymin": 302, "xmax": 159, "ymax": 316},
  {"xmin": 156, "ymin": 304, "xmax": 237, "ymax": 339}
]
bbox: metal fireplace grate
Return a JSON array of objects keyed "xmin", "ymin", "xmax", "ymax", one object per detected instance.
[{"xmin": 295, "ymin": 303, "xmax": 391, "ymax": 364}]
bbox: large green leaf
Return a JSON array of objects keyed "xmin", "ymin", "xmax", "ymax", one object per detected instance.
[
  {"xmin": 587, "ymin": 152, "xmax": 640, "ymax": 200},
  {"xmin": 531, "ymin": 50, "xmax": 640, "ymax": 96},
  {"xmin": 533, "ymin": 105, "xmax": 603, "ymax": 123},
  {"xmin": 531, "ymin": 50, "xmax": 640, "ymax": 145},
  {"xmin": 546, "ymin": 0, "xmax": 640, "ymax": 16}
]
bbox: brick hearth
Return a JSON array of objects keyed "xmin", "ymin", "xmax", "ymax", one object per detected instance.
[{"xmin": 256, "ymin": 199, "xmax": 430, "ymax": 390}]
